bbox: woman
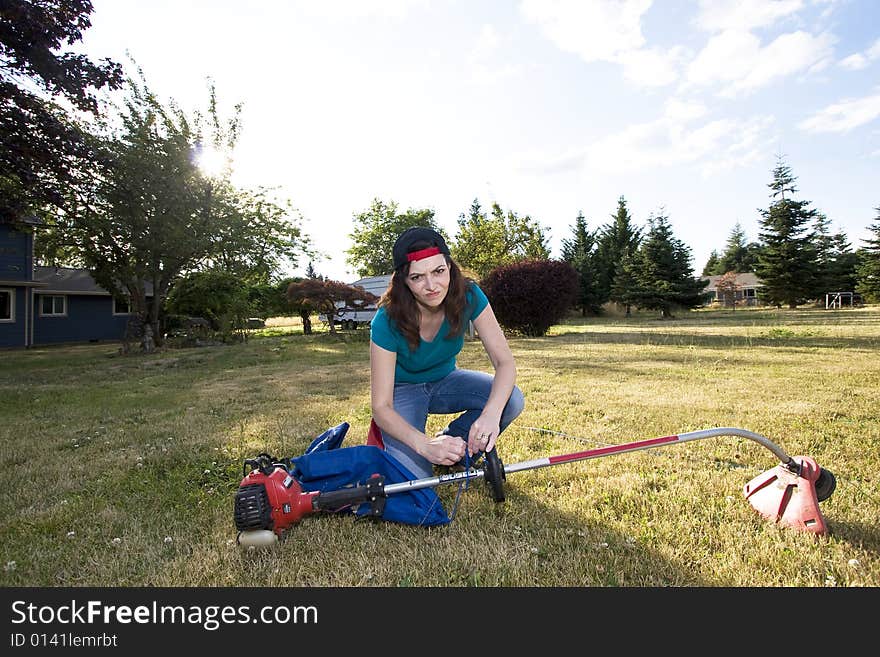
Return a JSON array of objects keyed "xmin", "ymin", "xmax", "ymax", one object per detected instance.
[{"xmin": 370, "ymin": 226, "xmax": 525, "ymax": 479}]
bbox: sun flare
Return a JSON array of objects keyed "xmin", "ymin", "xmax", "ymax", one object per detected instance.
[{"xmin": 195, "ymin": 145, "xmax": 228, "ymax": 177}]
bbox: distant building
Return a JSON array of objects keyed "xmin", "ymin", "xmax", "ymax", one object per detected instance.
[
  {"xmin": 701, "ymin": 272, "xmax": 764, "ymax": 307},
  {"xmin": 1, "ymin": 220, "xmax": 150, "ymax": 348}
]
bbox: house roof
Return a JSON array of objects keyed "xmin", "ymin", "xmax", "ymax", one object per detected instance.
[
  {"xmin": 701, "ymin": 272, "xmax": 763, "ymax": 291},
  {"xmin": 33, "ymin": 267, "xmax": 154, "ymax": 296}
]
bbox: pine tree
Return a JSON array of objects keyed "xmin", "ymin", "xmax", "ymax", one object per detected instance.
[
  {"xmin": 702, "ymin": 250, "xmax": 721, "ymax": 276},
  {"xmin": 755, "ymin": 158, "xmax": 818, "ymax": 308},
  {"xmin": 560, "ymin": 211, "xmax": 601, "ymax": 315},
  {"xmin": 811, "ymin": 215, "xmax": 860, "ymax": 298},
  {"xmin": 856, "ymin": 206, "xmax": 880, "ymax": 302},
  {"xmin": 595, "ymin": 195, "xmax": 641, "ymax": 308},
  {"xmin": 717, "ymin": 221, "xmax": 759, "ymax": 274},
  {"xmin": 625, "ymin": 211, "xmax": 708, "ymax": 317}
]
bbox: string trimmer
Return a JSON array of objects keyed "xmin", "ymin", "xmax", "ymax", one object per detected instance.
[{"xmin": 233, "ymin": 426, "xmax": 836, "ymax": 548}]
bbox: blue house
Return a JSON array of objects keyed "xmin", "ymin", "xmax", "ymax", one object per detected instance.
[{"xmin": 1, "ymin": 220, "xmax": 140, "ymax": 348}]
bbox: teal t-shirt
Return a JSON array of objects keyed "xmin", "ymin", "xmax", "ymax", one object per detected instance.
[{"xmin": 370, "ymin": 282, "xmax": 489, "ymax": 384}]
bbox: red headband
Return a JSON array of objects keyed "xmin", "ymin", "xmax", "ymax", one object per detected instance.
[{"xmin": 406, "ymin": 246, "xmax": 441, "ymax": 262}]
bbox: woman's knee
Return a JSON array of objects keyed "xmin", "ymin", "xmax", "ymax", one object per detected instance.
[{"xmin": 502, "ymin": 385, "xmax": 525, "ymax": 425}]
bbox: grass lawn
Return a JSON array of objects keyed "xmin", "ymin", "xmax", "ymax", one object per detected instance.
[{"xmin": 1, "ymin": 306, "xmax": 878, "ymax": 587}]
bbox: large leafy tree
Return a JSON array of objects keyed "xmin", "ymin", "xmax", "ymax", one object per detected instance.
[
  {"xmin": 856, "ymin": 206, "xmax": 880, "ymax": 302},
  {"xmin": 45, "ymin": 71, "xmax": 309, "ymax": 350},
  {"xmin": 623, "ymin": 211, "xmax": 708, "ymax": 318},
  {"xmin": 345, "ymin": 198, "xmax": 442, "ymax": 276},
  {"xmin": 200, "ymin": 182, "xmax": 311, "ymax": 285},
  {"xmin": 1, "ymin": 0, "xmax": 123, "ymax": 222},
  {"xmin": 560, "ymin": 211, "xmax": 601, "ymax": 315},
  {"xmin": 453, "ymin": 199, "xmax": 550, "ymax": 280},
  {"xmin": 755, "ymin": 158, "xmax": 818, "ymax": 308},
  {"xmin": 595, "ymin": 195, "xmax": 641, "ymax": 307}
]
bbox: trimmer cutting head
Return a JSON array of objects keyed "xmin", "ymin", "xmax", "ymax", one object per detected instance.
[{"xmin": 743, "ymin": 456, "xmax": 836, "ymax": 534}]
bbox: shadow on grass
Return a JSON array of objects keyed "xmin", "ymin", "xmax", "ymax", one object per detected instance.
[
  {"xmin": 230, "ymin": 480, "xmax": 711, "ymax": 587},
  {"xmin": 825, "ymin": 518, "xmax": 880, "ymax": 555},
  {"xmin": 525, "ymin": 329, "xmax": 879, "ymax": 351}
]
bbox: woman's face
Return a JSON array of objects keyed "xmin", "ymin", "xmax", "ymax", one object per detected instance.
[{"xmin": 403, "ymin": 254, "xmax": 450, "ymax": 310}]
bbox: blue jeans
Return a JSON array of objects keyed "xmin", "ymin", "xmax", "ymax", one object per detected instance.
[{"xmin": 380, "ymin": 368, "xmax": 525, "ymax": 479}]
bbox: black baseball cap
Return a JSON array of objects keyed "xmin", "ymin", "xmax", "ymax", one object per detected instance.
[{"xmin": 392, "ymin": 226, "xmax": 450, "ymax": 270}]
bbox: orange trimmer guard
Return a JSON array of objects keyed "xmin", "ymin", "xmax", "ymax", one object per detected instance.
[{"xmin": 743, "ymin": 456, "xmax": 827, "ymax": 534}]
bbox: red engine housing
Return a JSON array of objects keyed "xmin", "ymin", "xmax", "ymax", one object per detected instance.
[{"xmin": 235, "ymin": 466, "xmax": 319, "ymax": 536}]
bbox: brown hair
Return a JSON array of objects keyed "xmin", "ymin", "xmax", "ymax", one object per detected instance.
[{"xmin": 379, "ymin": 254, "xmax": 471, "ymax": 352}]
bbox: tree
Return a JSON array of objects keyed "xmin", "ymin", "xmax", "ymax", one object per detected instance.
[
  {"xmin": 481, "ymin": 259, "xmax": 578, "ymax": 336},
  {"xmin": 560, "ymin": 211, "xmax": 601, "ymax": 315},
  {"xmin": 811, "ymin": 213, "xmax": 860, "ymax": 299},
  {"xmin": 199, "ymin": 183, "xmax": 311, "ymax": 285},
  {"xmin": 1, "ymin": 0, "xmax": 123, "ymax": 222},
  {"xmin": 595, "ymin": 195, "xmax": 641, "ymax": 308},
  {"xmin": 715, "ymin": 271, "xmax": 740, "ymax": 309},
  {"xmin": 624, "ymin": 211, "xmax": 709, "ymax": 318},
  {"xmin": 608, "ymin": 252, "xmax": 640, "ymax": 316},
  {"xmin": 286, "ymin": 279, "xmax": 377, "ymax": 335},
  {"xmin": 856, "ymin": 206, "xmax": 880, "ymax": 302},
  {"xmin": 165, "ymin": 269, "xmax": 251, "ymax": 340},
  {"xmin": 43, "ymin": 70, "xmax": 310, "ymax": 351},
  {"xmin": 754, "ymin": 158, "xmax": 818, "ymax": 308},
  {"xmin": 345, "ymin": 198, "xmax": 441, "ymax": 277},
  {"xmin": 247, "ymin": 277, "xmax": 293, "ymax": 320},
  {"xmin": 702, "ymin": 249, "xmax": 721, "ymax": 276},
  {"xmin": 452, "ymin": 199, "xmax": 550, "ymax": 280},
  {"xmin": 717, "ymin": 222, "xmax": 760, "ymax": 274}
]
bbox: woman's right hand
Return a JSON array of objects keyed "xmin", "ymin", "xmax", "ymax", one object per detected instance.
[{"xmin": 422, "ymin": 434, "xmax": 466, "ymax": 466}]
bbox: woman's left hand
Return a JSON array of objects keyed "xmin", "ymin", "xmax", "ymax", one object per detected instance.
[{"xmin": 467, "ymin": 418, "xmax": 499, "ymax": 456}]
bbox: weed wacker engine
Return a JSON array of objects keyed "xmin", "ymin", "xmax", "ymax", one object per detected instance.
[{"xmin": 233, "ymin": 453, "xmax": 389, "ymax": 547}]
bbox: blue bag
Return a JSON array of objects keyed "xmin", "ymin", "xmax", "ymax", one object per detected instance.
[{"xmin": 290, "ymin": 422, "xmax": 450, "ymax": 527}]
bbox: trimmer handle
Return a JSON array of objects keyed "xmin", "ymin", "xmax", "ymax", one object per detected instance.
[{"xmin": 313, "ymin": 474, "xmax": 387, "ymax": 517}]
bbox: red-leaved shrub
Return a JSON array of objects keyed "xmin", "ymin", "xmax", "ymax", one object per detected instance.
[{"xmin": 480, "ymin": 259, "xmax": 578, "ymax": 336}]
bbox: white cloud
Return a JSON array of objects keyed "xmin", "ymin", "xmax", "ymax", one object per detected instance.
[
  {"xmin": 467, "ymin": 24, "xmax": 525, "ymax": 85},
  {"xmin": 687, "ymin": 30, "xmax": 762, "ymax": 85},
  {"xmin": 694, "ymin": 0, "xmax": 804, "ymax": 32},
  {"xmin": 520, "ymin": 0, "xmax": 687, "ymax": 88},
  {"xmin": 798, "ymin": 91, "xmax": 880, "ymax": 133},
  {"xmin": 839, "ymin": 53, "xmax": 866, "ymax": 71},
  {"xmin": 664, "ymin": 98, "xmax": 708, "ymax": 122},
  {"xmin": 295, "ymin": 0, "xmax": 427, "ymax": 20},
  {"xmin": 584, "ymin": 112, "xmax": 773, "ymax": 177},
  {"xmin": 520, "ymin": 0, "xmax": 651, "ymax": 62},
  {"xmin": 686, "ymin": 29, "xmax": 834, "ymax": 96},
  {"xmin": 839, "ymin": 37, "xmax": 880, "ymax": 70},
  {"xmin": 617, "ymin": 46, "xmax": 687, "ymax": 87}
]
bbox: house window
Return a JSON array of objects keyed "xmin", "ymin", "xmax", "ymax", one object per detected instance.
[
  {"xmin": 113, "ymin": 297, "xmax": 131, "ymax": 315},
  {"xmin": 0, "ymin": 289, "xmax": 13, "ymax": 322},
  {"xmin": 744, "ymin": 289, "xmax": 756, "ymax": 298},
  {"xmin": 39, "ymin": 294, "xmax": 66, "ymax": 316}
]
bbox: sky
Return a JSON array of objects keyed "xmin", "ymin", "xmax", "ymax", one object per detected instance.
[{"xmin": 76, "ymin": 0, "xmax": 880, "ymax": 282}]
